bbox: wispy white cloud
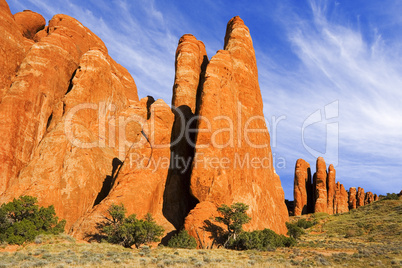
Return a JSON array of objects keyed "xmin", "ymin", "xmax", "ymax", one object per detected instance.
[{"xmin": 260, "ymin": 0, "xmax": 402, "ymax": 198}]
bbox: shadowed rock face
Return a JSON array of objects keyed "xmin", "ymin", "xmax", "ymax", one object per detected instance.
[
  {"xmin": 294, "ymin": 159, "xmax": 312, "ymax": 216},
  {"xmin": 163, "ymin": 34, "xmax": 207, "ymax": 230},
  {"xmin": 1, "ymin": 1, "xmax": 290, "ymax": 244}
]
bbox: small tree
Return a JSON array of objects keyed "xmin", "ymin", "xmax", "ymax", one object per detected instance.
[
  {"xmin": 285, "ymin": 222, "xmax": 304, "ymax": 239},
  {"xmin": 100, "ymin": 204, "xmax": 164, "ymax": 248},
  {"xmin": 215, "ymin": 202, "xmax": 251, "ymax": 247},
  {"xmin": 227, "ymin": 228, "xmax": 296, "ymax": 250},
  {"xmin": 0, "ymin": 196, "xmax": 65, "ymax": 245},
  {"xmin": 167, "ymin": 229, "xmax": 197, "ymax": 249}
]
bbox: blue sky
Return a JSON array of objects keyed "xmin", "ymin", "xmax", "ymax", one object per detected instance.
[{"xmin": 8, "ymin": 0, "xmax": 402, "ymax": 199}]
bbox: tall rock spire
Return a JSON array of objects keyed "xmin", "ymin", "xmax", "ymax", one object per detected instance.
[{"xmin": 185, "ymin": 16, "xmax": 289, "ymax": 243}]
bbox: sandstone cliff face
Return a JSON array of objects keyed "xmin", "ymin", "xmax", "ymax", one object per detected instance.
[
  {"xmin": 0, "ymin": 3, "xmax": 139, "ymax": 231},
  {"xmin": 348, "ymin": 187, "xmax": 357, "ymax": 210},
  {"xmin": 1, "ymin": 1, "xmax": 291, "ymax": 244},
  {"xmin": 0, "ymin": 48, "xmax": 138, "ymax": 229},
  {"xmin": 186, "ymin": 16, "xmax": 289, "ymax": 239},
  {"xmin": 0, "ymin": 0, "xmax": 26, "ymax": 102},
  {"xmin": 14, "ymin": 10, "xmax": 45, "ymax": 39},
  {"xmin": 293, "ymin": 159, "xmax": 312, "ymax": 216},
  {"xmin": 0, "ymin": 13, "xmax": 111, "ymax": 196},
  {"xmin": 71, "ymin": 99, "xmax": 176, "ymax": 239}
]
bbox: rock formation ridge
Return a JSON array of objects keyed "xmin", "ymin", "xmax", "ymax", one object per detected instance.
[
  {"xmin": 292, "ymin": 157, "xmax": 377, "ymax": 216},
  {"xmin": 0, "ymin": 0, "xmax": 289, "ymax": 247}
]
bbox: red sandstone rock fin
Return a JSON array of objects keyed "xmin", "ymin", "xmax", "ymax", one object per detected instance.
[{"xmin": 187, "ymin": 16, "xmax": 289, "ymax": 242}]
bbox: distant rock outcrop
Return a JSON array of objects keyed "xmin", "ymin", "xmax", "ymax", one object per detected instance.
[
  {"xmin": 326, "ymin": 164, "xmax": 336, "ymax": 214},
  {"xmin": 357, "ymin": 187, "xmax": 365, "ymax": 208},
  {"xmin": 334, "ymin": 182, "xmax": 349, "ymax": 213},
  {"xmin": 348, "ymin": 187, "xmax": 357, "ymax": 209},
  {"xmin": 292, "ymin": 158, "xmax": 377, "ymax": 215},
  {"xmin": 365, "ymin": 192, "xmax": 374, "ymax": 205},
  {"xmin": 314, "ymin": 157, "xmax": 328, "ymax": 213},
  {"xmin": 293, "ymin": 159, "xmax": 312, "ymax": 216}
]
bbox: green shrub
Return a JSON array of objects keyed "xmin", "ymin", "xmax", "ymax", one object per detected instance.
[
  {"xmin": 99, "ymin": 204, "xmax": 164, "ymax": 248},
  {"xmin": 227, "ymin": 228, "xmax": 296, "ymax": 250},
  {"xmin": 167, "ymin": 230, "xmax": 197, "ymax": 249},
  {"xmin": 0, "ymin": 196, "xmax": 65, "ymax": 245},
  {"xmin": 295, "ymin": 219, "xmax": 316, "ymax": 229},
  {"xmin": 204, "ymin": 202, "xmax": 295, "ymax": 251},
  {"xmin": 380, "ymin": 193, "xmax": 399, "ymax": 200},
  {"xmin": 286, "ymin": 222, "xmax": 305, "ymax": 239}
]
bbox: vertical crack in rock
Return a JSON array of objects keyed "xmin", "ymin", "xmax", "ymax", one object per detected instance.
[{"xmin": 66, "ymin": 68, "xmax": 78, "ymax": 95}]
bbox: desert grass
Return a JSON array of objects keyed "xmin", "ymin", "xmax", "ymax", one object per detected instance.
[{"xmin": 0, "ymin": 199, "xmax": 400, "ymax": 267}]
